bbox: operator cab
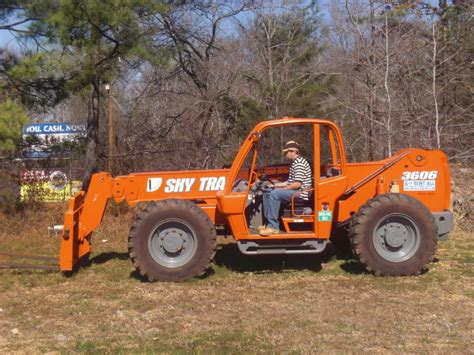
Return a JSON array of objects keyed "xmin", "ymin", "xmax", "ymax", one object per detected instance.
[{"xmin": 231, "ymin": 122, "xmax": 343, "ymax": 236}]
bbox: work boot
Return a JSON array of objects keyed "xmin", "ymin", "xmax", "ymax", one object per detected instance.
[{"xmin": 259, "ymin": 227, "xmax": 279, "ymax": 236}]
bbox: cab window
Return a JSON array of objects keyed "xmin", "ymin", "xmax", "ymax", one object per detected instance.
[
  {"xmin": 257, "ymin": 124, "xmax": 314, "ymax": 171},
  {"xmin": 320, "ymin": 126, "xmax": 342, "ymax": 178}
]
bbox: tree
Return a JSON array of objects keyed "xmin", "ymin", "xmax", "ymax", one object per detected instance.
[
  {"xmin": 237, "ymin": 1, "xmax": 334, "ymax": 135},
  {"xmin": 1, "ymin": 0, "xmax": 471, "ymax": 174},
  {"xmin": 1, "ymin": 0, "xmax": 168, "ymax": 169},
  {"xmin": 154, "ymin": 1, "xmax": 251, "ymax": 167},
  {"xmin": 110, "ymin": 1, "xmax": 251, "ymax": 171},
  {"xmin": 434, "ymin": 1, "xmax": 474, "ymax": 160},
  {"xmin": 0, "ymin": 99, "xmax": 28, "ymax": 155},
  {"xmin": 327, "ymin": 0, "xmax": 395, "ymax": 161}
]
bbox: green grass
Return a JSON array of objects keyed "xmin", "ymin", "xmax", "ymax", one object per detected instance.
[
  {"xmin": 461, "ymin": 255, "xmax": 474, "ymax": 264},
  {"xmin": 61, "ymin": 330, "xmax": 273, "ymax": 354}
]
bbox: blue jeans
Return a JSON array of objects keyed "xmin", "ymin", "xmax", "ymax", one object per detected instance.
[{"xmin": 263, "ymin": 189, "xmax": 296, "ymax": 230}]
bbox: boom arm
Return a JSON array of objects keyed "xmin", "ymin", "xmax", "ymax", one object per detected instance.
[
  {"xmin": 60, "ymin": 173, "xmax": 113, "ymax": 270},
  {"xmin": 59, "ymin": 168, "xmax": 230, "ymax": 271}
]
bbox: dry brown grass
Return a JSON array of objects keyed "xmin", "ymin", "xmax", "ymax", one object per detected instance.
[
  {"xmin": 1, "ymin": 166, "xmax": 473, "ymax": 353},
  {"xmin": 0, "ymin": 200, "xmax": 473, "ymax": 353}
]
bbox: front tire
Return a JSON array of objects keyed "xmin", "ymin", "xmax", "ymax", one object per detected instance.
[
  {"xmin": 128, "ymin": 199, "xmax": 217, "ymax": 281},
  {"xmin": 350, "ymin": 194, "xmax": 437, "ymax": 276}
]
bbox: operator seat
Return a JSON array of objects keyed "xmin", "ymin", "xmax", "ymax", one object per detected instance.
[{"xmin": 282, "ymin": 190, "xmax": 314, "ymax": 217}]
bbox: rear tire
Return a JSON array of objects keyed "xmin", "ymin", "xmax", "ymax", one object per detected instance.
[
  {"xmin": 350, "ymin": 193, "xmax": 437, "ymax": 276},
  {"xmin": 128, "ymin": 199, "xmax": 217, "ymax": 281}
]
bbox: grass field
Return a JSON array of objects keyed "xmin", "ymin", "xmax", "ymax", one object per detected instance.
[{"xmin": 0, "ymin": 203, "xmax": 472, "ymax": 354}]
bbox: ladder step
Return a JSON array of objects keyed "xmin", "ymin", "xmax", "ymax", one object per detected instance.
[{"xmin": 237, "ymin": 239, "xmax": 327, "ymax": 255}]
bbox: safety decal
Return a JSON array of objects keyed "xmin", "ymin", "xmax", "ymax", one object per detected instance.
[
  {"xmin": 401, "ymin": 170, "xmax": 438, "ymax": 192},
  {"xmin": 318, "ymin": 211, "xmax": 332, "ymax": 222}
]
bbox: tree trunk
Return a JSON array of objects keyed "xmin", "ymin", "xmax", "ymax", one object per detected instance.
[
  {"xmin": 432, "ymin": 20, "xmax": 441, "ymax": 149},
  {"xmin": 86, "ymin": 81, "xmax": 100, "ymax": 170},
  {"xmin": 368, "ymin": 0, "xmax": 376, "ymax": 161},
  {"xmin": 384, "ymin": 7, "xmax": 392, "ymax": 156}
]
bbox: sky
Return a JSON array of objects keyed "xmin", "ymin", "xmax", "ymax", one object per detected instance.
[{"xmin": 0, "ymin": 30, "xmax": 17, "ymax": 49}]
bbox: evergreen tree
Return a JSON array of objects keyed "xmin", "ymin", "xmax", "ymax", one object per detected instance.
[
  {"xmin": 237, "ymin": 2, "xmax": 334, "ymax": 136},
  {"xmin": 1, "ymin": 0, "xmax": 168, "ymax": 169},
  {"xmin": 0, "ymin": 99, "xmax": 28, "ymax": 155}
]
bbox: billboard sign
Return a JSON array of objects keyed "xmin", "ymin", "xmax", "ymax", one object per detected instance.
[
  {"xmin": 22, "ymin": 123, "xmax": 86, "ymax": 158},
  {"xmin": 23, "ymin": 123, "xmax": 86, "ymax": 135}
]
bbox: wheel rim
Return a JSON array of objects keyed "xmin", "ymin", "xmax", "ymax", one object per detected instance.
[
  {"xmin": 148, "ymin": 218, "xmax": 198, "ymax": 268},
  {"xmin": 372, "ymin": 213, "xmax": 421, "ymax": 263}
]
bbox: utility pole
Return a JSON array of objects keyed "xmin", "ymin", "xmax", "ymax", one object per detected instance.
[{"xmin": 105, "ymin": 83, "xmax": 114, "ymax": 174}]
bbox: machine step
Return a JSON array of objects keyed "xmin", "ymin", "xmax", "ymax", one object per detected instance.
[{"xmin": 237, "ymin": 239, "xmax": 327, "ymax": 255}]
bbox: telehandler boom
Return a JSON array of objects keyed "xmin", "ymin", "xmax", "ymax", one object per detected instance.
[{"xmin": 59, "ymin": 118, "xmax": 453, "ymax": 281}]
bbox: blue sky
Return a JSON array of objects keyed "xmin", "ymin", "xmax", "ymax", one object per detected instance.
[{"xmin": 0, "ymin": 31, "xmax": 18, "ymax": 49}]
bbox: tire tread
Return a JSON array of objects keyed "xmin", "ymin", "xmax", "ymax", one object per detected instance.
[
  {"xmin": 349, "ymin": 193, "xmax": 437, "ymax": 276},
  {"xmin": 128, "ymin": 199, "xmax": 217, "ymax": 282}
]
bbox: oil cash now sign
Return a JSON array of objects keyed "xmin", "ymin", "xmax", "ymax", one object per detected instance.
[
  {"xmin": 22, "ymin": 123, "xmax": 86, "ymax": 158},
  {"xmin": 23, "ymin": 123, "xmax": 86, "ymax": 135}
]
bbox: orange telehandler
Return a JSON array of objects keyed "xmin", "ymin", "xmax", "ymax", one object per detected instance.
[{"xmin": 58, "ymin": 117, "xmax": 453, "ymax": 281}]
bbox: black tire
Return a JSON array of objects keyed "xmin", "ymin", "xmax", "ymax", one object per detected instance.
[
  {"xmin": 128, "ymin": 199, "xmax": 217, "ymax": 281},
  {"xmin": 349, "ymin": 193, "xmax": 437, "ymax": 276}
]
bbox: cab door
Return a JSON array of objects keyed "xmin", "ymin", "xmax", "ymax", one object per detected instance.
[
  {"xmin": 218, "ymin": 121, "xmax": 318, "ymax": 240},
  {"xmin": 314, "ymin": 123, "xmax": 348, "ymax": 238}
]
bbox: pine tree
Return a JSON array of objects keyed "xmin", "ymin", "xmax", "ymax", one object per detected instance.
[
  {"xmin": 0, "ymin": 99, "xmax": 28, "ymax": 154},
  {"xmin": 1, "ymin": 0, "xmax": 168, "ymax": 169}
]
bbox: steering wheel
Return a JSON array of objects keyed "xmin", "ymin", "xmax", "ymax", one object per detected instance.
[
  {"xmin": 232, "ymin": 170, "xmax": 275, "ymax": 195},
  {"xmin": 251, "ymin": 172, "xmax": 274, "ymax": 195}
]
